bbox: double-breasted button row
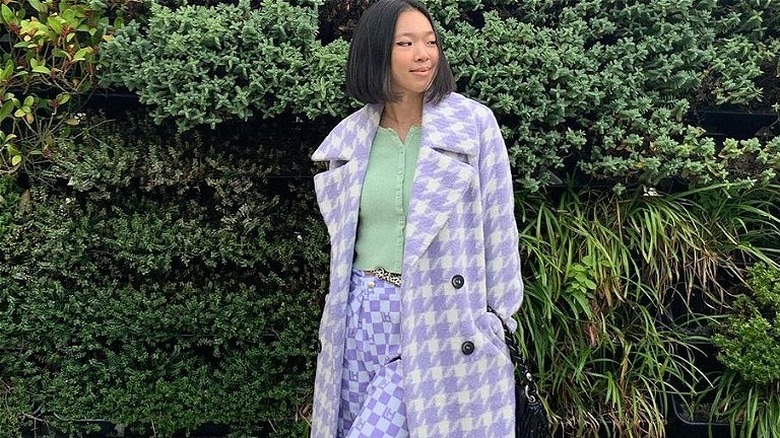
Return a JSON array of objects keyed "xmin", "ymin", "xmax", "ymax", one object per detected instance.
[{"xmin": 450, "ymin": 274, "xmax": 471, "ymax": 355}]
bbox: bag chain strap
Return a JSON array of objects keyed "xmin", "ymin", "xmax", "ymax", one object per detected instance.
[{"xmin": 486, "ymin": 306, "xmax": 541, "ymax": 403}]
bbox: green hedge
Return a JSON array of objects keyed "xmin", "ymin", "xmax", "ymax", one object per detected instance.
[
  {"xmin": 99, "ymin": 0, "xmax": 780, "ymax": 191},
  {"xmin": 0, "ymin": 115, "xmax": 329, "ymax": 436},
  {"xmin": 3, "ymin": 0, "xmax": 780, "ymax": 436},
  {"xmin": 99, "ymin": 0, "xmax": 350, "ymax": 129}
]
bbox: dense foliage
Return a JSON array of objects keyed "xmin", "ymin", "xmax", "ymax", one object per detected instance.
[
  {"xmin": 714, "ymin": 263, "xmax": 780, "ymax": 384},
  {"xmin": 98, "ymin": 0, "xmax": 780, "ymax": 191},
  {"xmin": 707, "ymin": 263, "xmax": 780, "ymax": 438},
  {"xmin": 99, "ymin": 0, "xmax": 348, "ymax": 130},
  {"xmin": 0, "ymin": 115, "xmax": 329, "ymax": 436},
  {"xmin": 0, "ymin": 0, "xmax": 121, "ymax": 172}
]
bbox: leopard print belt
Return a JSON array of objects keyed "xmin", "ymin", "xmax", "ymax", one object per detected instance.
[{"xmin": 364, "ymin": 267, "xmax": 402, "ymax": 287}]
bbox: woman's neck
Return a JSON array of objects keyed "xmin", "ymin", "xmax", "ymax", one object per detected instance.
[{"xmin": 381, "ymin": 95, "xmax": 424, "ymax": 142}]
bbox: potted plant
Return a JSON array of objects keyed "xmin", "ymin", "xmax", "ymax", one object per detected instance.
[{"xmin": 705, "ymin": 262, "xmax": 780, "ymax": 438}]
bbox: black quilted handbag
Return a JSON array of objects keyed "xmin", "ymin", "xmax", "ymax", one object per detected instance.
[{"xmin": 488, "ymin": 307, "xmax": 552, "ymax": 438}]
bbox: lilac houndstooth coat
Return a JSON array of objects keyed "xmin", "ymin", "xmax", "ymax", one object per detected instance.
[{"xmin": 311, "ymin": 93, "xmax": 524, "ymax": 437}]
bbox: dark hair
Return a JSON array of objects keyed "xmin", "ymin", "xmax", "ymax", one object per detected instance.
[{"xmin": 346, "ymin": 0, "xmax": 455, "ymax": 105}]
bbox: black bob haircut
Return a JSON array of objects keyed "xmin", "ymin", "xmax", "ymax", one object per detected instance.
[{"xmin": 346, "ymin": 0, "xmax": 456, "ymax": 105}]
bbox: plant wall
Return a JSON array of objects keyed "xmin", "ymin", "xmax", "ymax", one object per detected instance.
[
  {"xmin": 98, "ymin": 0, "xmax": 780, "ymax": 191},
  {"xmin": 0, "ymin": 114, "xmax": 330, "ymax": 436},
  {"xmin": 1, "ymin": 0, "xmax": 779, "ymax": 437}
]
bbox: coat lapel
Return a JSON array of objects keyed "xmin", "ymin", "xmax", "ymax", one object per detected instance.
[
  {"xmin": 403, "ymin": 96, "xmax": 479, "ymax": 271},
  {"xmin": 313, "ymin": 95, "xmax": 479, "ymax": 274},
  {"xmin": 312, "ymin": 104, "xmax": 382, "ymax": 247}
]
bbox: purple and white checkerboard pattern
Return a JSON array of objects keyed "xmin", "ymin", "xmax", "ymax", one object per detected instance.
[{"xmin": 338, "ymin": 271, "xmax": 407, "ymax": 438}]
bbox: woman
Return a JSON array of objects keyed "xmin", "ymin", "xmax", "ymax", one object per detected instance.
[{"xmin": 311, "ymin": 1, "xmax": 524, "ymax": 436}]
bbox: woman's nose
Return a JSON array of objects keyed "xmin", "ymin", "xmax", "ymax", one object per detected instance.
[{"xmin": 414, "ymin": 43, "xmax": 430, "ymax": 61}]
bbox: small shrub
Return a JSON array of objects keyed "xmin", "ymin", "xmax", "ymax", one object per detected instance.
[
  {"xmin": 99, "ymin": 0, "xmax": 353, "ymax": 130},
  {"xmin": 709, "ymin": 262, "xmax": 780, "ymax": 438},
  {"xmin": 714, "ymin": 263, "xmax": 780, "ymax": 384},
  {"xmin": 0, "ymin": 0, "xmax": 121, "ymax": 172}
]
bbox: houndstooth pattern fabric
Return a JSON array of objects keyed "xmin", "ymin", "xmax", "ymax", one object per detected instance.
[
  {"xmin": 312, "ymin": 93, "xmax": 524, "ymax": 438},
  {"xmin": 312, "ymin": 105, "xmax": 381, "ymax": 438},
  {"xmin": 338, "ymin": 271, "xmax": 406, "ymax": 438}
]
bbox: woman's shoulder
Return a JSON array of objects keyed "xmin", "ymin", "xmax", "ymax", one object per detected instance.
[
  {"xmin": 333, "ymin": 104, "xmax": 381, "ymax": 131},
  {"xmin": 435, "ymin": 93, "xmax": 496, "ymax": 127},
  {"xmin": 438, "ymin": 93, "xmax": 494, "ymax": 117},
  {"xmin": 312, "ymin": 104, "xmax": 381, "ymax": 162}
]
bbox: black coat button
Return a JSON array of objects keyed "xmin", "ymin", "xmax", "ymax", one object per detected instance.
[
  {"xmin": 461, "ymin": 341, "xmax": 475, "ymax": 355},
  {"xmin": 451, "ymin": 275, "xmax": 465, "ymax": 289}
]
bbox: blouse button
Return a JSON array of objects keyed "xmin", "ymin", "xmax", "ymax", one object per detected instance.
[{"xmin": 461, "ymin": 341, "xmax": 475, "ymax": 355}]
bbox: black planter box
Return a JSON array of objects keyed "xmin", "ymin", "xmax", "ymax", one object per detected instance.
[
  {"xmin": 697, "ymin": 109, "xmax": 779, "ymax": 139},
  {"xmin": 666, "ymin": 395, "xmax": 734, "ymax": 438}
]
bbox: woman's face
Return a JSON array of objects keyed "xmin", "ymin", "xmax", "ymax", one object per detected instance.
[{"xmin": 390, "ymin": 9, "xmax": 439, "ymax": 101}]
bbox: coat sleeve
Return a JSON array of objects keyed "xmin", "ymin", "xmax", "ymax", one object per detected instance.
[{"xmin": 477, "ymin": 106, "xmax": 524, "ymax": 332}]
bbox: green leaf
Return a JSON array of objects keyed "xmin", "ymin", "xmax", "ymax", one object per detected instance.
[
  {"xmin": 0, "ymin": 101, "xmax": 14, "ymax": 122},
  {"xmin": 57, "ymin": 93, "xmax": 70, "ymax": 105},
  {"xmin": 32, "ymin": 65, "xmax": 51, "ymax": 74},
  {"xmin": 61, "ymin": 8, "xmax": 75, "ymax": 24},
  {"xmin": 10, "ymin": 154, "xmax": 21, "ymax": 166},
  {"xmin": 23, "ymin": 96, "xmax": 34, "ymax": 107},
  {"xmin": 52, "ymin": 48, "xmax": 71, "ymax": 59},
  {"xmin": 0, "ymin": 60, "xmax": 13, "ymax": 81},
  {"xmin": 73, "ymin": 47, "xmax": 91, "ymax": 61},
  {"xmin": 48, "ymin": 16, "xmax": 63, "ymax": 34},
  {"xmin": 28, "ymin": 0, "xmax": 42, "ymax": 13},
  {"xmin": 1, "ymin": 4, "xmax": 14, "ymax": 24}
]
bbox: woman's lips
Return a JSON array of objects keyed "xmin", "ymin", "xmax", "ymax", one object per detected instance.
[{"xmin": 411, "ymin": 68, "xmax": 432, "ymax": 76}]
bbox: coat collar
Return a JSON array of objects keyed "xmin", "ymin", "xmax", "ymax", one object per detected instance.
[{"xmin": 312, "ymin": 94, "xmax": 478, "ymax": 162}]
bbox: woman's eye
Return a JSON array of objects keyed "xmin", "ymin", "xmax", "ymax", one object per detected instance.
[
  {"xmin": 426, "ymin": 40, "xmax": 438, "ymax": 46},
  {"xmin": 396, "ymin": 41, "xmax": 412, "ymax": 47}
]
